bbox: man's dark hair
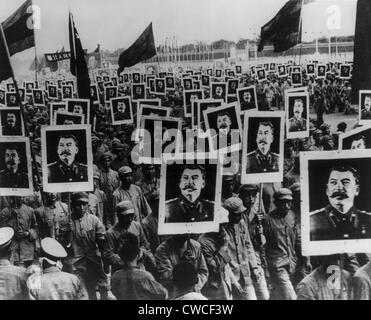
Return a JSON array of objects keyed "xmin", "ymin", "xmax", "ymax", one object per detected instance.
[
  {"xmin": 57, "ymin": 134, "xmax": 79, "ymax": 148},
  {"xmin": 293, "ymin": 98, "xmax": 304, "ymax": 106},
  {"xmin": 180, "ymin": 164, "xmax": 206, "ymax": 181},
  {"xmin": 337, "ymin": 122, "xmax": 347, "ymax": 132},
  {"xmin": 118, "ymin": 232, "xmax": 140, "ymax": 262},
  {"xmin": 351, "ymin": 135, "xmax": 366, "ymax": 145},
  {"xmin": 173, "ymin": 262, "xmax": 199, "ymax": 290},
  {"xmin": 216, "ymin": 112, "xmax": 231, "ymax": 121},
  {"xmin": 258, "ymin": 121, "xmax": 274, "ymax": 135},
  {"xmin": 328, "ymin": 165, "xmax": 360, "ymax": 186},
  {"xmin": 364, "ymin": 95, "xmax": 371, "ymax": 102}
]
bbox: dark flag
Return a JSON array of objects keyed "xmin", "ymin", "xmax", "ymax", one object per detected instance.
[
  {"xmin": 258, "ymin": 0, "xmax": 313, "ymax": 53},
  {"xmin": 352, "ymin": 0, "xmax": 371, "ymax": 104},
  {"xmin": 94, "ymin": 44, "xmax": 101, "ymax": 53},
  {"xmin": 1, "ymin": 0, "xmax": 35, "ymax": 56},
  {"xmin": 69, "ymin": 12, "xmax": 90, "ymax": 100},
  {"xmin": 0, "ymin": 25, "xmax": 13, "ymax": 82},
  {"xmin": 117, "ymin": 23, "xmax": 156, "ymax": 75}
]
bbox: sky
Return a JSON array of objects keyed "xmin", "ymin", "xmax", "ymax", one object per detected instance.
[{"xmin": 0, "ymin": 0, "xmax": 357, "ymax": 60}]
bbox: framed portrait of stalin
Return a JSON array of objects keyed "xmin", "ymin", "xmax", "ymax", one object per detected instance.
[
  {"xmin": 0, "ymin": 137, "xmax": 33, "ymax": 196},
  {"xmin": 41, "ymin": 124, "xmax": 93, "ymax": 193},
  {"xmin": 158, "ymin": 156, "xmax": 222, "ymax": 235}
]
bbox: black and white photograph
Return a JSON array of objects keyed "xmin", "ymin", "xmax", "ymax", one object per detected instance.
[
  {"xmin": 50, "ymin": 102, "xmax": 66, "ymax": 125},
  {"xmin": 6, "ymin": 83, "xmax": 15, "ymax": 92},
  {"xmin": 0, "ymin": 89, "xmax": 5, "ymax": 106},
  {"xmin": 277, "ymin": 64, "xmax": 287, "ymax": 77},
  {"xmin": 215, "ymin": 69, "xmax": 222, "ymax": 78},
  {"xmin": 24, "ymin": 81, "xmax": 34, "ymax": 93},
  {"xmin": 64, "ymin": 80, "xmax": 75, "ymax": 91},
  {"xmin": 18, "ymin": 88, "xmax": 26, "ymax": 103},
  {"xmin": 0, "ymin": 108, "xmax": 24, "ymax": 137},
  {"xmin": 193, "ymin": 80, "xmax": 201, "ymax": 90},
  {"xmin": 66, "ymin": 99, "xmax": 90, "ymax": 124},
  {"xmin": 54, "ymin": 111, "xmax": 84, "ymax": 125},
  {"xmin": 237, "ymin": 86, "xmax": 258, "ymax": 112},
  {"xmin": 203, "ymin": 102, "xmax": 242, "ymax": 153},
  {"xmin": 359, "ymin": 90, "xmax": 371, "ymax": 124},
  {"xmin": 131, "ymin": 83, "xmax": 146, "ymax": 101},
  {"xmin": 155, "ymin": 78, "xmax": 166, "ymax": 95},
  {"xmin": 158, "ymin": 157, "xmax": 222, "ymax": 235},
  {"xmin": 138, "ymin": 116, "xmax": 182, "ymax": 164},
  {"xmin": 291, "ymin": 72, "xmax": 302, "ymax": 86},
  {"xmin": 235, "ymin": 65, "xmax": 242, "ymax": 74},
  {"xmin": 300, "ymin": 150, "xmax": 371, "ymax": 256},
  {"xmin": 165, "ymin": 76, "xmax": 175, "ymax": 90},
  {"xmin": 241, "ymin": 111, "xmax": 284, "ymax": 184},
  {"xmin": 201, "ymin": 74, "xmax": 210, "ymax": 87},
  {"xmin": 132, "ymin": 72, "xmax": 141, "ymax": 84},
  {"xmin": 47, "ymin": 85, "xmax": 58, "ymax": 100},
  {"xmin": 41, "ymin": 125, "xmax": 93, "ymax": 192},
  {"xmin": 5, "ymin": 92, "xmax": 19, "ymax": 107},
  {"xmin": 210, "ymin": 82, "xmax": 227, "ymax": 102},
  {"xmin": 104, "ymin": 86, "xmax": 118, "ymax": 103},
  {"xmin": 90, "ymin": 84, "xmax": 99, "ymax": 103},
  {"xmin": 32, "ymin": 89, "xmax": 45, "ymax": 107},
  {"xmin": 0, "ymin": 137, "xmax": 33, "ymax": 196},
  {"xmin": 306, "ymin": 63, "xmax": 315, "ymax": 75},
  {"xmin": 227, "ymin": 79, "xmax": 238, "ymax": 96},
  {"xmin": 317, "ymin": 64, "xmax": 326, "ymax": 78},
  {"xmin": 285, "ymin": 92, "xmax": 310, "ymax": 139},
  {"xmin": 256, "ymin": 68, "xmax": 266, "ymax": 82},
  {"xmin": 182, "ymin": 78, "xmax": 193, "ymax": 91},
  {"xmin": 191, "ymin": 99, "xmax": 223, "ymax": 131},
  {"xmin": 183, "ymin": 89, "xmax": 204, "ymax": 117},
  {"xmin": 110, "ymin": 97, "xmax": 133, "ymax": 125},
  {"xmin": 339, "ymin": 124, "xmax": 371, "ymax": 150},
  {"xmin": 340, "ymin": 64, "xmax": 351, "ymax": 79}
]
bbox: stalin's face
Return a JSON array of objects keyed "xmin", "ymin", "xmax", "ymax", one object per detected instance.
[
  {"xmin": 9, "ymin": 95, "xmax": 16, "ymax": 104},
  {"xmin": 57, "ymin": 137, "xmax": 78, "ymax": 165},
  {"xmin": 364, "ymin": 96, "xmax": 371, "ymax": 111},
  {"xmin": 117, "ymin": 102, "xmax": 126, "ymax": 113},
  {"xmin": 35, "ymin": 92, "xmax": 41, "ymax": 100},
  {"xmin": 256, "ymin": 124, "xmax": 273, "ymax": 155},
  {"xmin": 5, "ymin": 148, "xmax": 20, "ymax": 171},
  {"xmin": 135, "ymin": 86, "xmax": 142, "ymax": 95},
  {"xmin": 215, "ymin": 86, "xmax": 223, "ymax": 97},
  {"xmin": 73, "ymin": 105, "xmax": 83, "ymax": 114},
  {"xmin": 293, "ymin": 99, "xmax": 304, "ymax": 120},
  {"xmin": 326, "ymin": 170, "xmax": 359, "ymax": 213},
  {"xmin": 179, "ymin": 168, "xmax": 205, "ymax": 203},
  {"xmin": 351, "ymin": 138, "xmax": 366, "ymax": 150},
  {"xmin": 217, "ymin": 114, "xmax": 232, "ymax": 135},
  {"xmin": 243, "ymin": 91, "xmax": 252, "ymax": 103},
  {"xmin": 7, "ymin": 113, "xmax": 16, "ymax": 127}
]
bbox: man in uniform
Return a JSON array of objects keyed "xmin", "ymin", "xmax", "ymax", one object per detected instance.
[
  {"xmin": 240, "ymin": 90, "xmax": 256, "ymax": 111},
  {"xmin": 310, "ymin": 165, "xmax": 371, "ymax": 241},
  {"xmin": 165, "ymin": 164, "xmax": 214, "ymax": 223},
  {"xmin": 47, "ymin": 134, "xmax": 88, "ymax": 183},
  {"xmin": 0, "ymin": 147, "xmax": 29, "ymax": 189},
  {"xmin": 2, "ymin": 112, "xmax": 22, "ymax": 136},
  {"xmin": 361, "ymin": 95, "xmax": 371, "ymax": 120},
  {"xmin": 0, "ymin": 227, "xmax": 28, "ymax": 300},
  {"xmin": 245, "ymin": 121, "xmax": 279, "ymax": 173},
  {"xmin": 27, "ymin": 237, "xmax": 88, "ymax": 300},
  {"xmin": 113, "ymin": 101, "xmax": 128, "ymax": 121},
  {"xmin": 288, "ymin": 98, "xmax": 307, "ymax": 132}
]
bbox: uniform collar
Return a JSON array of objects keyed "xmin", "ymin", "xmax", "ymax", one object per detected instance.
[
  {"xmin": 178, "ymin": 195, "xmax": 209, "ymax": 221},
  {"xmin": 325, "ymin": 205, "xmax": 357, "ymax": 226}
]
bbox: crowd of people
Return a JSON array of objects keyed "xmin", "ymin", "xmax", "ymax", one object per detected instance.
[{"xmin": 1, "ymin": 60, "xmax": 370, "ymax": 301}]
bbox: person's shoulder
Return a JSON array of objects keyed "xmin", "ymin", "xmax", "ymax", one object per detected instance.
[
  {"xmin": 246, "ymin": 150, "xmax": 256, "ymax": 158},
  {"xmin": 310, "ymin": 207, "xmax": 327, "ymax": 222},
  {"xmin": 75, "ymin": 162, "xmax": 88, "ymax": 169},
  {"xmin": 165, "ymin": 198, "xmax": 179, "ymax": 205},
  {"xmin": 288, "ymin": 117, "xmax": 295, "ymax": 122},
  {"xmin": 47, "ymin": 162, "xmax": 59, "ymax": 168}
]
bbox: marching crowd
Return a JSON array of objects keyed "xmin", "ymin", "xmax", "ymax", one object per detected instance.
[{"xmin": 1, "ymin": 61, "xmax": 370, "ymax": 301}]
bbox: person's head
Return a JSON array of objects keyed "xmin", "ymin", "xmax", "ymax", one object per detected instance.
[
  {"xmin": 40, "ymin": 237, "xmax": 67, "ymax": 268},
  {"xmin": 351, "ymin": 135, "xmax": 366, "ymax": 150},
  {"xmin": 118, "ymin": 166, "xmax": 133, "ymax": 188},
  {"xmin": 71, "ymin": 192, "xmax": 89, "ymax": 218},
  {"xmin": 143, "ymin": 164, "xmax": 156, "ymax": 180},
  {"xmin": 44, "ymin": 192, "xmax": 57, "ymax": 205},
  {"xmin": 223, "ymin": 197, "xmax": 247, "ymax": 225},
  {"xmin": 179, "ymin": 165, "xmax": 206, "ymax": 203},
  {"xmin": 57, "ymin": 134, "xmax": 79, "ymax": 166},
  {"xmin": 326, "ymin": 165, "xmax": 360, "ymax": 213},
  {"xmin": 35, "ymin": 91, "xmax": 41, "ymax": 100},
  {"xmin": 6, "ymin": 113, "xmax": 16, "ymax": 127},
  {"xmin": 364, "ymin": 96, "xmax": 371, "ymax": 111},
  {"xmin": 217, "ymin": 112, "xmax": 232, "ymax": 135},
  {"xmin": 0, "ymin": 227, "xmax": 14, "ymax": 259},
  {"xmin": 9, "ymin": 95, "xmax": 16, "ymax": 104},
  {"xmin": 215, "ymin": 85, "xmax": 223, "ymax": 96},
  {"xmin": 65, "ymin": 87, "xmax": 71, "ymax": 95},
  {"xmin": 337, "ymin": 122, "xmax": 347, "ymax": 133},
  {"xmin": 173, "ymin": 262, "xmax": 199, "ymax": 293},
  {"xmin": 118, "ymin": 232, "xmax": 140, "ymax": 264},
  {"xmin": 5, "ymin": 147, "xmax": 20, "ymax": 171},
  {"xmin": 321, "ymin": 135, "xmax": 335, "ymax": 150},
  {"xmin": 158, "ymin": 81, "xmax": 163, "ymax": 89},
  {"xmin": 256, "ymin": 121, "xmax": 274, "ymax": 155},
  {"xmin": 293, "ymin": 98, "xmax": 304, "ymax": 120},
  {"xmin": 243, "ymin": 90, "xmax": 252, "ymax": 103},
  {"xmin": 116, "ymin": 200, "xmax": 135, "ymax": 229},
  {"xmin": 238, "ymin": 184, "xmax": 259, "ymax": 210},
  {"xmin": 273, "ymin": 188, "xmax": 293, "ymax": 215},
  {"xmin": 73, "ymin": 104, "xmax": 83, "ymax": 114},
  {"xmin": 99, "ymin": 153, "xmax": 112, "ymax": 171},
  {"xmin": 135, "ymin": 86, "xmax": 142, "ymax": 95}
]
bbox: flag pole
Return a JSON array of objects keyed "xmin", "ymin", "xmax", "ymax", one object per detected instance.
[
  {"xmin": 295, "ymin": 0, "xmax": 305, "ymax": 65},
  {"xmin": 34, "ymin": 46, "xmax": 38, "ymax": 82}
]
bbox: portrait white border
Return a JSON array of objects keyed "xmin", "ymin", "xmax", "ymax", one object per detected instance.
[
  {"xmin": 158, "ymin": 155, "xmax": 222, "ymax": 235},
  {"xmin": 285, "ymin": 92, "xmax": 310, "ymax": 139},
  {"xmin": 110, "ymin": 96, "xmax": 134, "ymax": 126},
  {"xmin": 339, "ymin": 124, "xmax": 371, "ymax": 150},
  {"xmin": 0, "ymin": 107, "xmax": 25, "ymax": 137},
  {"xmin": 237, "ymin": 86, "xmax": 258, "ymax": 113},
  {"xmin": 300, "ymin": 150, "xmax": 371, "ymax": 256},
  {"xmin": 358, "ymin": 90, "xmax": 371, "ymax": 125},
  {"xmin": 54, "ymin": 111, "xmax": 84, "ymax": 126},
  {"xmin": 183, "ymin": 89, "xmax": 204, "ymax": 117},
  {"xmin": 50, "ymin": 102, "xmax": 67, "ymax": 125},
  {"xmin": 0, "ymin": 137, "xmax": 33, "ymax": 196},
  {"xmin": 65, "ymin": 99, "xmax": 91, "ymax": 124},
  {"xmin": 41, "ymin": 124, "xmax": 93, "ymax": 193},
  {"xmin": 241, "ymin": 110, "xmax": 285, "ymax": 184}
]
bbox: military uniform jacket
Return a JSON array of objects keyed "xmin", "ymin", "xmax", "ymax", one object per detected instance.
[
  {"xmin": 164, "ymin": 196, "xmax": 214, "ymax": 223},
  {"xmin": 288, "ymin": 117, "xmax": 307, "ymax": 132},
  {"xmin": 361, "ymin": 109, "xmax": 371, "ymax": 120},
  {"xmin": 245, "ymin": 149, "xmax": 279, "ymax": 173},
  {"xmin": 0, "ymin": 169, "xmax": 29, "ymax": 189},
  {"xmin": 0, "ymin": 259, "xmax": 28, "ymax": 300},
  {"xmin": 310, "ymin": 205, "xmax": 371, "ymax": 241},
  {"xmin": 47, "ymin": 160, "xmax": 88, "ymax": 183}
]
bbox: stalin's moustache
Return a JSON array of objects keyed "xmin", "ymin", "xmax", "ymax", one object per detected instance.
[
  {"xmin": 258, "ymin": 139, "xmax": 268, "ymax": 145},
  {"xmin": 6, "ymin": 159, "xmax": 15, "ymax": 166},
  {"xmin": 330, "ymin": 191, "xmax": 348, "ymax": 200},
  {"xmin": 60, "ymin": 151, "xmax": 72, "ymax": 156},
  {"xmin": 183, "ymin": 184, "xmax": 197, "ymax": 192}
]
